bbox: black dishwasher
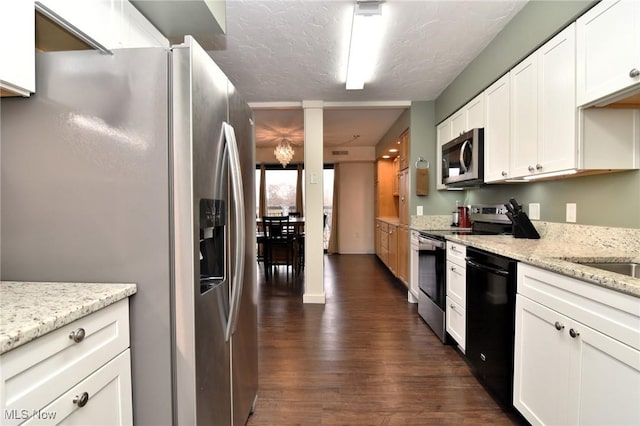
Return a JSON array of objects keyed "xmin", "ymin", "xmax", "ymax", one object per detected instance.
[{"xmin": 465, "ymin": 247, "xmax": 517, "ymax": 409}]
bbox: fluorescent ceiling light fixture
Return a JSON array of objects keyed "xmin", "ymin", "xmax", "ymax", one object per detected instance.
[
  {"xmin": 346, "ymin": 1, "xmax": 382, "ymax": 90},
  {"xmin": 522, "ymin": 169, "xmax": 578, "ymax": 181}
]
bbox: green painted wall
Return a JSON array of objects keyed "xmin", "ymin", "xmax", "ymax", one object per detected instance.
[
  {"xmin": 409, "ymin": 101, "xmax": 459, "ymax": 215},
  {"xmin": 429, "ymin": 0, "xmax": 640, "ymax": 229},
  {"xmin": 436, "ymin": 0, "xmax": 595, "ymax": 122}
]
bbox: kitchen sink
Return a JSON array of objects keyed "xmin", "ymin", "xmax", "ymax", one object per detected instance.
[{"xmin": 576, "ymin": 262, "xmax": 640, "ymax": 279}]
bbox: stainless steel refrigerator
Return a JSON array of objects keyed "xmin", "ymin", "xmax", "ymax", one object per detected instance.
[{"xmin": 0, "ymin": 36, "xmax": 258, "ymax": 426}]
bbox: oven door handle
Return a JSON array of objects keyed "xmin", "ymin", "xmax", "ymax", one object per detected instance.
[
  {"xmin": 465, "ymin": 258, "xmax": 509, "ymax": 277},
  {"xmin": 418, "ymin": 237, "xmax": 445, "ymax": 249}
]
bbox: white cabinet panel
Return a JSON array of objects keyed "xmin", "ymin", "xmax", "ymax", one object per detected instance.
[
  {"xmin": 515, "ymin": 264, "xmax": 640, "ymax": 426},
  {"xmin": 514, "ymin": 295, "xmax": 571, "ymax": 426},
  {"xmin": 570, "ymin": 325, "xmax": 640, "ymax": 426},
  {"xmin": 0, "ymin": 0, "xmax": 35, "ymax": 96},
  {"xmin": 436, "ymin": 120, "xmax": 451, "ymax": 190},
  {"xmin": 23, "ymin": 350, "xmax": 133, "ymax": 426},
  {"xmin": 446, "ymin": 296, "xmax": 465, "ymax": 351},
  {"xmin": 450, "ymin": 109, "xmax": 466, "ymax": 138},
  {"xmin": 538, "ymin": 24, "xmax": 577, "ymax": 173},
  {"xmin": 446, "ymin": 260, "xmax": 465, "ymax": 307},
  {"xmin": 577, "ymin": 0, "xmax": 640, "ymax": 106},
  {"xmin": 484, "ymin": 74, "xmax": 511, "ymax": 182},
  {"xmin": 510, "ymin": 55, "xmax": 539, "ymax": 178},
  {"xmin": 466, "ymin": 94, "xmax": 485, "ymax": 130}
]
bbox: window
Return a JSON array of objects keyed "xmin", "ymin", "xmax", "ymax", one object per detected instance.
[{"xmin": 255, "ymin": 166, "xmax": 299, "ymax": 217}]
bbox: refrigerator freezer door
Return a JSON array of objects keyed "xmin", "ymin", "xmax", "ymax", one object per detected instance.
[
  {"xmin": 228, "ymin": 83, "xmax": 259, "ymax": 426},
  {"xmin": 171, "ymin": 36, "xmax": 232, "ymax": 426}
]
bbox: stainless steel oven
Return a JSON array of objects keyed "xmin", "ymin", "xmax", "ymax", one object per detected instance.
[{"xmin": 417, "ymin": 232, "xmax": 447, "ymax": 342}]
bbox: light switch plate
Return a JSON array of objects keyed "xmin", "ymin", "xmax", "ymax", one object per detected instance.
[
  {"xmin": 566, "ymin": 203, "xmax": 577, "ymax": 223},
  {"xmin": 417, "ymin": 206, "xmax": 423, "ymax": 216},
  {"xmin": 529, "ymin": 203, "xmax": 540, "ymax": 220}
]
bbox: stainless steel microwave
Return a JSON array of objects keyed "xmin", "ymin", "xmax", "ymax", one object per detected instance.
[{"xmin": 442, "ymin": 128, "xmax": 484, "ymax": 187}]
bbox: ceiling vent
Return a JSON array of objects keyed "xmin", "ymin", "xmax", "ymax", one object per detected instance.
[{"xmin": 331, "ymin": 150, "xmax": 349, "ymax": 156}]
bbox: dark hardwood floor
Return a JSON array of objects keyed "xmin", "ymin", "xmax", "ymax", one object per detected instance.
[{"xmin": 248, "ymin": 254, "xmax": 521, "ymax": 425}]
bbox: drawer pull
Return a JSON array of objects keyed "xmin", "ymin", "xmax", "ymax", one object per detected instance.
[
  {"xmin": 73, "ymin": 392, "xmax": 90, "ymax": 407},
  {"xmin": 69, "ymin": 328, "xmax": 86, "ymax": 343},
  {"xmin": 554, "ymin": 321, "xmax": 565, "ymax": 331},
  {"xmin": 569, "ymin": 328, "xmax": 580, "ymax": 339},
  {"xmin": 450, "ymin": 304, "xmax": 456, "ymax": 310}
]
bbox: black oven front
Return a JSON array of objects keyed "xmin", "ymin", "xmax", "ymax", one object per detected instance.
[{"xmin": 417, "ymin": 233, "xmax": 447, "ymax": 342}]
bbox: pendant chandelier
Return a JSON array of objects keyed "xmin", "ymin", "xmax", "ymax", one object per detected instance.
[{"xmin": 274, "ymin": 138, "xmax": 294, "ymax": 167}]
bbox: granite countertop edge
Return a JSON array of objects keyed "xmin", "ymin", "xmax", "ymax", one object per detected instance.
[
  {"xmin": 444, "ymin": 235, "xmax": 640, "ymax": 298},
  {"xmin": 0, "ymin": 282, "xmax": 137, "ymax": 355}
]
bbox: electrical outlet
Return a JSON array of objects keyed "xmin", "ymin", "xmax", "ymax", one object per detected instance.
[
  {"xmin": 529, "ymin": 203, "xmax": 540, "ymax": 220},
  {"xmin": 417, "ymin": 206, "xmax": 423, "ymax": 216},
  {"xmin": 566, "ymin": 203, "xmax": 577, "ymax": 223}
]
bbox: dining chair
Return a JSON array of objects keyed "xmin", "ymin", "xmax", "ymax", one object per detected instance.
[
  {"xmin": 288, "ymin": 212, "xmax": 304, "ymax": 272},
  {"xmin": 262, "ymin": 216, "xmax": 297, "ymax": 283}
]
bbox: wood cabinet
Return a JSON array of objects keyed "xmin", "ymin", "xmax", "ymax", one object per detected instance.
[
  {"xmin": 397, "ymin": 225, "xmax": 409, "ymax": 285},
  {"xmin": 484, "ymin": 74, "xmax": 511, "ymax": 182},
  {"xmin": 577, "ymin": 0, "xmax": 640, "ymax": 106},
  {"xmin": 1, "ymin": 299, "xmax": 133, "ymax": 425},
  {"xmin": 0, "ymin": 0, "xmax": 35, "ymax": 96},
  {"xmin": 514, "ymin": 264, "xmax": 640, "ymax": 426},
  {"xmin": 510, "ymin": 23, "xmax": 577, "ymax": 179},
  {"xmin": 398, "ymin": 169, "xmax": 409, "ymax": 225},
  {"xmin": 445, "ymin": 242, "xmax": 466, "ymax": 350},
  {"xmin": 387, "ymin": 223, "xmax": 398, "ymax": 275},
  {"xmin": 398, "ymin": 130, "xmax": 410, "ymax": 171}
]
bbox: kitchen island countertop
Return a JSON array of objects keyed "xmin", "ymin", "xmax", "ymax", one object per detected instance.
[{"xmin": 0, "ymin": 281, "xmax": 137, "ymax": 354}]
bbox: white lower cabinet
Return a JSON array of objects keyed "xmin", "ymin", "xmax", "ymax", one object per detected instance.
[
  {"xmin": 514, "ymin": 264, "xmax": 640, "ymax": 426},
  {"xmin": 446, "ymin": 296, "xmax": 465, "ymax": 351},
  {"xmin": 1, "ymin": 299, "xmax": 133, "ymax": 426},
  {"xmin": 446, "ymin": 242, "xmax": 466, "ymax": 350}
]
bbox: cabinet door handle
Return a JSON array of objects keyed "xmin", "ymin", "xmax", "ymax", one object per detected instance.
[
  {"xmin": 73, "ymin": 392, "xmax": 90, "ymax": 407},
  {"xmin": 69, "ymin": 328, "xmax": 86, "ymax": 343},
  {"xmin": 630, "ymin": 68, "xmax": 640, "ymax": 78},
  {"xmin": 501, "ymin": 171, "xmax": 508, "ymax": 177},
  {"xmin": 536, "ymin": 163, "xmax": 543, "ymax": 170},
  {"xmin": 528, "ymin": 165, "xmax": 535, "ymax": 172},
  {"xmin": 450, "ymin": 304, "xmax": 456, "ymax": 310},
  {"xmin": 569, "ymin": 328, "xmax": 580, "ymax": 338},
  {"xmin": 450, "ymin": 266, "xmax": 456, "ymax": 272},
  {"xmin": 554, "ymin": 321, "xmax": 565, "ymax": 331}
]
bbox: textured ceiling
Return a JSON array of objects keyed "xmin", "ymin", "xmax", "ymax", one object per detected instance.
[{"xmin": 205, "ymin": 0, "xmax": 527, "ymax": 148}]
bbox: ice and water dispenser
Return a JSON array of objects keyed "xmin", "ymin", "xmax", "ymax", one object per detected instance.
[{"xmin": 199, "ymin": 198, "xmax": 226, "ymax": 293}]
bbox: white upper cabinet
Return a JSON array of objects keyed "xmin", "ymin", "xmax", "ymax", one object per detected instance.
[
  {"xmin": 451, "ymin": 93, "xmax": 485, "ymax": 137},
  {"xmin": 36, "ymin": 0, "xmax": 168, "ymax": 50},
  {"xmin": 510, "ymin": 54, "xmax": 539, "ymax": 178},
  {"xmin": 36, "ymin": 0, "xmax": 117, "ymax": 51},
  {"xmin": 484, "ymin": 74, "xmax": 511, "ymax": 182},
  {"xmin": 436, "ymin": 120, "xmax": 452, "ymax": 190},
  {"xmin": 0, "ymin": 0, "xmax": 35, "ymax": 96},
  {"xmin": 510, "ymin": 23, "xmax": 577, "ymax": 179},
  {"xmin": 537, "ymin": 24, "xmax": 577, "ymax": 173},
  {"xmin": 577, "ymin": 0, "xmax": 640, "ymax": 106},
  {"xmin": 466, "ymin": 94, "xmax": 485, "ymax": 130}
]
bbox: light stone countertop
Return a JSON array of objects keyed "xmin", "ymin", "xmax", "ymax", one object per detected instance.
[
  {"xmin": 0, "ymin": 281, "xmax": 137, "ymax": 354},
  {"xmin": 410, "ymin": 217, "xmax": 640, "ymax": 298},
  {"xmin": 446, "ymin": 234, "xmax": 640, "ymax": 298}
]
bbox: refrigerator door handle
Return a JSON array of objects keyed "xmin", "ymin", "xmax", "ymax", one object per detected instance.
[{"xmin": 223, "ymin": 122, "xmax": 245, "ymax": 342}]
